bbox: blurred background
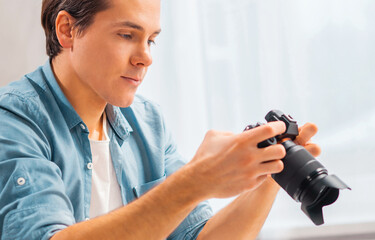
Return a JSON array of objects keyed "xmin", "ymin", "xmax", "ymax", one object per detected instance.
[{"xmin": 1, "ymin": 0, "xmax": 374, "ymax": 239}]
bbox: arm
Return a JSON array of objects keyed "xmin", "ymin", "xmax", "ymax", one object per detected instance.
[
  {"xmin": 52, "ymin": 121, "xmax": 288, "ymax": 240},
  {"xmin": 52, "ymin": 164, "xmax": 207, "ymax": 240},
  {"xmin": 0, "ymin": 94, "xmax": 286, "ymax": 240},
  {"xmin": 197, "ymin": 177, "xmax": 279, "ymax": 240},
  {"xmin": 0, "ymin": 95, "xmax": 209, "ymax": 240},
  {"xmin": 196, "ymin": 123, "xmax": 321, "ymax": 240}
]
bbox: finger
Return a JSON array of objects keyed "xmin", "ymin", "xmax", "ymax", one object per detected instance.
[
  {"xmin": 295, "ymin": 122, "xmax": 318, "ymax": 146},
  {"xmin": 304, "ymin": 143, "xmax": 321, "ymax": 157},
  {"xmin": 258, "ymin": 159, "xmax": 284, "ymax": 175},
  {"xmin": 242, "ymin": 121, "xmax": 286, "ymax": 143},
  {"xmin": 258, "ymin": 144, "xmax": 286, "ymax": 162}
]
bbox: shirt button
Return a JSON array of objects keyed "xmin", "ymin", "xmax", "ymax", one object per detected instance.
[
  {"xmin": 87, "ymin": 162, "xmax": 93, "ymax": 170},
  {"xmin": 80, "ymin": 123, "xmax": 86, "ymax": 130},
  {"xmin": 17, "ymin": 177, "xmax": 26, "ymax": 186}
]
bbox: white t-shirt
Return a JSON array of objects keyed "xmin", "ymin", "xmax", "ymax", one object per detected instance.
[{"xmin": 89, "ymin": 113, "xmax": 123, "ymax": 218}]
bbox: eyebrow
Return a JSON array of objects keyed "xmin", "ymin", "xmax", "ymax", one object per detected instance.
[{"xmin": 114, "ymin": 21, "xmax": 161, "ymax": 35}]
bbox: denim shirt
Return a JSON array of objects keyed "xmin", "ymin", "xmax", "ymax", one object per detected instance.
[{"xmin": 0, "ymin": 61, "xmax": 212, "ymax": 240}]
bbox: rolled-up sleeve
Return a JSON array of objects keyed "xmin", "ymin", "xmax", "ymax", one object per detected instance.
[
  {"xmin": 0, "ymin": 95, "xmax": 75, "ymax": 240},
  {"xmin": 167, "ymin": 201, "xmax": 213, "ymax": 240}
]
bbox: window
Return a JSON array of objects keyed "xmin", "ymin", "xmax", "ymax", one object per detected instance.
[{"xmin": 141, "ymin": 0, "xmax": 375, "ymax": 237}]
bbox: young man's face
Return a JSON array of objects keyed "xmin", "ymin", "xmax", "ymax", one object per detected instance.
[{"xmin": 69, "ymin": 0, "xmax": 161, "ymax": 107}]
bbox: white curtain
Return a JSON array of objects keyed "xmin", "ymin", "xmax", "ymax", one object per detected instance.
[
  {"xmin": 1, "ymin": 0, "xmax": 374, "ymax": 238},
  {"xmin": 139, "ymin": 0, "xmax": 375, "ymax": 236}
]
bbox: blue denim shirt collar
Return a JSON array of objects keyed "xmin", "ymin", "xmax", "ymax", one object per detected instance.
[
  {"xmin": 105, "ymin": 104, "xmax": 133, "ymax": 143},
  {"xmin": 26, "ymin": 60, "xmax": 133, "ymax": 142}
]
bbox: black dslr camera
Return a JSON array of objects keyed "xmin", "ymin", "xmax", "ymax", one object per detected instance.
[{"xmin": 244, "ymin": 110, "xmax": 350, "ymax": 225}]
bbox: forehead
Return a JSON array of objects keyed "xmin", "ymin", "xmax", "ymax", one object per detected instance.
[{"xmin": 94, "ymin": 0, "xmax": 161, "ymax": 31}]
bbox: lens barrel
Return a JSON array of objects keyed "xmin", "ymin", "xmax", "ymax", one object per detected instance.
[
  {"xmin": 273, "ymin": 140, "xmax": 350, "ymax": 225},
  {"xmin": 273, "ymin": 140, "xmax": 326, "ymax": 201}
]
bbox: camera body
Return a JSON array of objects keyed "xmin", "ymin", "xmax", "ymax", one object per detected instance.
[{"xmin": 244, "ymin": 110, "xmax": 350, "ymax": 225}]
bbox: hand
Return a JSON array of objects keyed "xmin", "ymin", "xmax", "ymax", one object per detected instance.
[
  {"xmin": 263, "ymin": 122, "xmax": 321, "ymax": 189},
  {"xmin": 294, "ymin": 122, "xmax": 321, "ymax": 157},
  {"xmin": 187, "ymin": 121, "xmax": 287, "ymax": 199}
]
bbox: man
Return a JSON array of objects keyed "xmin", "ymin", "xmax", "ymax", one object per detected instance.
[{"xmin": 0, "ymin": 0, "xmax": 320, "ymax": 239}]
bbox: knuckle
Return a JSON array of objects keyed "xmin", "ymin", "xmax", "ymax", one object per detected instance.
[
  {"xmin": 224, "ymin": 131, "xmax": 235, "ymax": 136},
  {"xmin": 206, "ymin": 129, "xmax": 216, "ymax": 137},
  {"xmin": 206, "ymin": 130, "xmax": 235, "ymax": 139},
  {"xmin": 234, "ymin": 133, "xmax": 248, "ymax": 145}
]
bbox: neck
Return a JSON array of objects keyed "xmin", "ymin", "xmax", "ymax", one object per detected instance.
[{"xmin": 51, "ymin": 55, "xmax": 107, "ymax": 140}]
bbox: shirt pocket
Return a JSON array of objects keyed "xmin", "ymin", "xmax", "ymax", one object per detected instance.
[{"xmin": 132, "ymin": 174, "xmax": 166, "ymax": 198}]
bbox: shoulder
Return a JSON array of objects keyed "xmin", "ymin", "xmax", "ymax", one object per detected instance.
[
  {"xmin": 0, "ymin": 76, "xmax": 41, "ymax": 115},
  {"xmin": 0, "ymin": 65, "xmax": 45, "ymax": 100},
  {"xmin": 0, "ymin": 75, "xmax": 40, "ymax": 99},
  {"xmin": 0, "ymin": 65, "xmax": 52, "ymax": 130}
]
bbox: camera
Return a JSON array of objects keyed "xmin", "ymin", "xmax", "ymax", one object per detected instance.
[{"xmin": 244, "ymin": 110, "xmax": 350, "ymax": 225}]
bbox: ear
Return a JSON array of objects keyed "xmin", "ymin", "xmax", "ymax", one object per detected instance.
[{"xmin": 55, "ymin": 10, "xmax": 76, "ymax": 49}]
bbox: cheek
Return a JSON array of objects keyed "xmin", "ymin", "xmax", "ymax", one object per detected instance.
[
  {"xmin": 72, "ymin": 36, "xmax": 129, "ymax": 83},
  {"xmin": 69, "ymin": 34, "xmax": 138, "ymax": 106}
]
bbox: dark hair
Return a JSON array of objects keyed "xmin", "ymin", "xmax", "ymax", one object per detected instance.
[{"xmin": 41, "ymin": 0, "xmax": 110, "ymax": 59}]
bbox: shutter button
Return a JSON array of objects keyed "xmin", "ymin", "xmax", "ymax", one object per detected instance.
[
  {"xmin": 17, "ymin": 177, "xmax": 26, "ymax": 186},
  {"xmin": 87, "ymin": 162, "xmax": 93, "ymax": 170}
]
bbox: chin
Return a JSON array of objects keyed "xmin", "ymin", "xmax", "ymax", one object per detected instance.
[{"xmin": 108, "ymin": 95, "xmax": 136, "ymax": 108}]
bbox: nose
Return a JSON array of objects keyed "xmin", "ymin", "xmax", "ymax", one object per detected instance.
[{"xmin": 130, "ymin": 43, "xmax": 153, "ymax": 67}]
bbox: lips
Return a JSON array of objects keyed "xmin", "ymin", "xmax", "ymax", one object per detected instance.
[
  {"xmin": 121, "ymin": 76, "xmax": 140, "ymax": 81},
  {"xmin": 121, "ymin": 76, "xmax": 142, "ymax": 86}
]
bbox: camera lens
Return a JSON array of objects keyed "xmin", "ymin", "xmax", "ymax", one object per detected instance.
[{"xmin": 273, "ymin": 140, "xmax": 350, "ymax": 225}]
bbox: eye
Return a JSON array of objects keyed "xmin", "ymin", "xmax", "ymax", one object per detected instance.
[
  {"xmin": 148, "ymin": 40, "xmax": 156, "ymax": 46},
  {"xmin": 119, "ymin": 34, "xmax": 132, "ymax": 40}
]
